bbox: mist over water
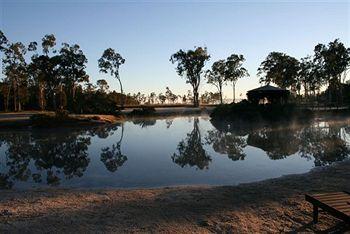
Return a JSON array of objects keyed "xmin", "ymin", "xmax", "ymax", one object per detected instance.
[{"xmin": 0, "ymin": 115, "xmax": 349, "ymax": 189}]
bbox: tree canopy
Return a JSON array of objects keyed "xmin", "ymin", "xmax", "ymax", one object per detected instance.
[{"xmin": 170, "ymin": 47, "xmax": 210, "ymax": 107}]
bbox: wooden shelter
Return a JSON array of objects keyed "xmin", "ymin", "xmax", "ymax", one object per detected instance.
[{"xmin": 247, "ymin": 85, "xmax": 289, "ymax": 105}]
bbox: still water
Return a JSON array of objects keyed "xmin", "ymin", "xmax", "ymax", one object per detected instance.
[{"xmin": 1, "ymin": 115, "xmax": 350, "ymax": 189}]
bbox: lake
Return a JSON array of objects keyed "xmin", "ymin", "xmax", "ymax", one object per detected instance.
[{"xmin": 1, "ymin": 115, "xmax": 349, "ymax": 189}]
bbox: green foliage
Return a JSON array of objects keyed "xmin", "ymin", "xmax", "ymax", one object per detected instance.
[
  {"xmin": 170, "ymin": 47, "xmax": 210, "ymax": 107},
  {"xmin": 129, "ymin": 106, "xmax": 156, "ymax": 116},
  {"xmin": 205, "ymin": 60, "xmax": 226, "ymax": 103},
  {"xmin": 211, "ymin": 100, "xmax": 313, "ymax": 122},
  {"xmin": 98, "ymin": 48, "xmax": 125, "ymax": 107},
  {"xmin": 258, "ymin": 52, "xmax": 300, "ymax": 90}
]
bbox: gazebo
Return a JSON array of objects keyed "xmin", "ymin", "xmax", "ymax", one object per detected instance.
[{"xmin": 246, "ymin": 85, "xmax": 289, "ymax": 105}]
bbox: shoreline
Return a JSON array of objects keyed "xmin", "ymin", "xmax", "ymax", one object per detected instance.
[
  {"xmin": 1, "ymin": 160, "xmax": 349, "ymax": 233},
  {"xmin": 0, "ymin": 107, "xmax": 214, "ymax": 129}
]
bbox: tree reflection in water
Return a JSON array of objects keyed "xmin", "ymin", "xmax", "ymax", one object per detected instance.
[
  {"xmin": 209, "ymin": 119, "xmax": 350, "ymax": 165},
  {"xmin": 172, "ymin": 118, "xmax": 211, "ymax": 170},
  {"xmin": 132, "ymin": 119, "xmax": 157, "ymax": 128},
  {"xmin": 299, "ymin": 123, "xmax": 350, "ymax": 166},
  {"xmin": 0, "ymin": 130, "xmax": 91, "ymax": 188},
  {"xmin": 100, "ymin": 124, "xmax": 127, "ymax": 172},
  {"xmin": 247, "ymin": 127, "xmax": 300, "ymax": 160},
  {"xmin": 205, "ymin": 130, "xmax": 246, "ymax": 161},
  {"xmin": 0, "ymin": 124, "xmax": 127, "ymax": 189}
]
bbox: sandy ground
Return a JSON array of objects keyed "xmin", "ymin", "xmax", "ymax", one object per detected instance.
[{"xmin": 0, "ymin": 161, "xmax": 349, "ymax": 233}]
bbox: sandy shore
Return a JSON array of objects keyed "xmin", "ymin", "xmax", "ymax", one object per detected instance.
[{"xmin": 0, "ymin": 160, "xmax": 349, "ymax": 233}]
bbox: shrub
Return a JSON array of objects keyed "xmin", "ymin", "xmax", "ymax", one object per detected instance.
[
  {"xmin": 129, "ymin": 106, "xmax": 156, "ymax": 116},
  {"xmin": 210, "ymin": 100, "xmax": 313, "ymax": 122}
]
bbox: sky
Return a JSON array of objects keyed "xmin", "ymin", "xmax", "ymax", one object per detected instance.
[{"xmin": 1, "ymin": 0, "xmax": 349, "ymax": 100}]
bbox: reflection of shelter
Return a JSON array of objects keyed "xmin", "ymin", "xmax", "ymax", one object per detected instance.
[{"xmin": 247, "ymin": 85, "xmax": 289, "ymax": 105}]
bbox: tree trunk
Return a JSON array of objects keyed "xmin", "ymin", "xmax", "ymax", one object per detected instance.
[
  {"xmin": 39, "ymin": 84, "xmax": 45, "ymax": 110},
  {"xmin": 17, "ymin": 87, "xmax": 21, "ymax": 112},
  {"xmin": 117, "ymin": 77, "xmax": 124, "ymax": 109},
  {"xmin": 13, "ymin": 82, "xmax": 17, "ymax": 112},
  {"xmin": 193, "ymin": 87, "xmax": 199, "ymax": 107},
  {"xmin": 232, "ymin": 82, "xmax": 236, "ymax": 103},
  {"xmin": 219, "ymin": 86, "xmax": 223, "ymax": 104},
  {"xmin": 52, "ymin": 90, "xmax": 57, "ymax": 110},
  {"xmin": 5, "ymin": 83, "xmax": 11, "ymax": 112}
]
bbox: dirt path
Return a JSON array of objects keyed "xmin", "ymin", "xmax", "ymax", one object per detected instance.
[{"xmin": 0, "ymin": 160, "xmax": 349, "ymax": 233}]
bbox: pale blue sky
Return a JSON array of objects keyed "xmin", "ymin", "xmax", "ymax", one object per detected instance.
[{"xmin": 1, "ymin": 0, "xmax": 349, "ymax": 99}]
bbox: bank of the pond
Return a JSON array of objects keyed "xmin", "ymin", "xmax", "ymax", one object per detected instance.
[
  {"xmin": 0, "ymin": 107, "xmax": 214, "ymax": 129},
  {"xmin": 0, "ymin": 160, "xmax": 349, "ymax": 233}
]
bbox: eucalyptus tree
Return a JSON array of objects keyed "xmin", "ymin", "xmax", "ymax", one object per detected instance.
[
  {"xmin": 258, "ymin": 52, "xmax": 300, "ymax": 91},
  {"xmin": 165, "ymin": 87, "xmax": 177, "ymax": 103},
  {"xmin": 225, "ymin": 54, "xmax": 249, "ymax": 103},
  {"xmin": 59, "ymin": 43, "xmax": 89, "ymax": 110},
  {"xmin": 299, "ymin": 56, "xmax": 324, "ymax": 99},
  {"xmin": 148, "ymin": 92, "xmax": 156, "ymax": 104},
  {"xmin": 0, "ymin": 30, "xmax": 9, "ymax": 111},
  {"xmin": 158, "ymin": 93, "xmax": 166, "ymax": 104},
  {"xmin": 205, "ymin": 59, "xmax": 226, "ymax": 104},
  {"xmin": 96, "ymin": 79, "xmax": 109, "ymax": 93},
  {"xmin": 313, "ymin": 39, "xmax": 350, "ymax": 104},
  {"xmin": 27, "ymin": 34, "xmax": 58, "ymax": 110},
  {"xmin": 0, "ymin": 30, "xmax": 8, "ymax": 51},
  {"xmin": 98, "ymin": 48, "xmax": 125, "ymax": 108},
  {"xmin": 2, "ymin": 42, "xmax": 28, "ymax": 111},
  {"xmin": 170, "ymin": 47, "xmax": 210, "ymax": 107},
  {"xmin": 42, "ymin": 34, "xmax": 56, "ymax": 55}
]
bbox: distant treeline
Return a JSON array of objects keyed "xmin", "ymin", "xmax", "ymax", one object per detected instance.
[{"xmin": 0, "ymin": 29, "xmax": 349, "ymax": 113}]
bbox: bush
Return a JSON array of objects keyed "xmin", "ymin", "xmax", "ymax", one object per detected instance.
[
  {"xmin": 129, "ymin": 106, "xmax": 156, "ymax": 116},
  {"xmin": 210, "ymin": 100, "xmax": 313, "ymax": 122}
]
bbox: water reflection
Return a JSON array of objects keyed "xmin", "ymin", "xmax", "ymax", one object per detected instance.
[
  {"xmin": 0, "ymin": 130, "xmax": 91, "ymax": 188},
  {"xmin": 0, "ymin": 116, "xmax": 349, "ymax": 189},
  {"xmin": 299, "ymin": 124, "xmax": 350, "ymax": 166},
  {"xmin": 172, "ymin": 118, "xmax": 211, "ymax": 170},
  {"xmin": 247, "ymin": 128, "xmax": 300, "ymax": 160},
  {"xmin": 205, "ymin": 130, "xmax": 246, "ymax": 161},
  {"xmin": 100, "ymin": 125, "xmax": 127, "ymax": 172},
  {"xmin": 0, "ymin": 124, "xmax": 127, "ymax": 188},
  {"xmin": 209, "ymin": 119, "xmax": 350, "ymax": 164},
  {"xmin": 132, "ymin": 119, "xmax": 157, "ymax": 128}
]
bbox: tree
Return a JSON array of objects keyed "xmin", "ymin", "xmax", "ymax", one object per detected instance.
[
  {"xmin": 98, "ymin": 48, "xmax": 125, "ymax": 108},
  {"xmin": 313, "ymin": 39, "xmax": 350, "ymax": 104},
  {"xmin": 148, "ymin": 92, "xmax": 156, "ymax": 104},
  {"xmin": 2, "ymin": 42, "xmax": 28, "ymax": 111},
  {"xmin": 225, "ymin": 54, "xmax": 249, "ymax": 103},
  {"xmin": 42, "ymin": 34, "xmax": 56, "ymax": 55},
  {"xmin": 170, "ymin": 47, "xmax": 210, "ymax": 107},
  {"xmin": 96, "ymin": 79, "xmax": 109, "ymax": 93},
  {"xmin": 158, "ymin": 93, "xmax": 166, "ymax": 104},
  {"xmin": 258, "ymin": 52, "xmax": 299, "ymax": 91},
  {"xmin": 299, "ymin": 56, "xmax": 324, "ymax": 99},
  {"xmin": 205, "ymin": 60, "xmax": 226, "ymax": 104},
  {"xmin": 165, "ymin": 87, "xmax": 177, "ymax": 103},
  {"xmin": 27, "ymin": 34, "xmax": 58, "ymax": 110},
  {"xmin": 0, "ymin": 30, "xmax": 8, "ymax": 51},
  {"xmin": 59, "ymin": 43, "xmax": 89, "ymax": 110}
]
